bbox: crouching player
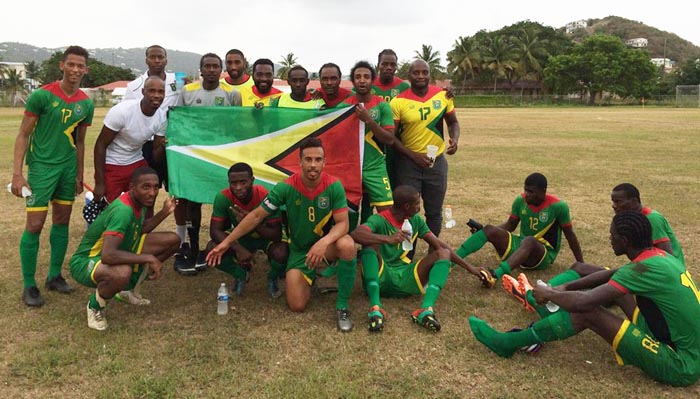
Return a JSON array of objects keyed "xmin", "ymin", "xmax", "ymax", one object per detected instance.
[{"xmin": 70, "ymin": 167, "xmax": 179, "ymax": 330}]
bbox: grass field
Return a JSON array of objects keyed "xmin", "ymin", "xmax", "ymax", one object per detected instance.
[{"xmin": 1, "ymin": 106, "xmax": 699, "ymax": 398}]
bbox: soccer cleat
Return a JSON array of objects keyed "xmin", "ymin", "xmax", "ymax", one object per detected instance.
[
  {"xmin": 234, "ymin": 278, "xmax": 246, "ymax": 296},
  {"xmin": 466, "ymin": 218, "xmax": 484, "ymax": 233},
  {"xmin": 411, "ymin": 307, "xmax": 441, "ymax": 332},
  {"xmin": 478, "ymin": 268, "xmax": 497, "ymax": 288},
  {"xmin": 174, "ymin": 244, "xmax": 197, "ymax": 276},
  {"xmin": 115, "ymin": 290, "xmax": 151, "ymax": 306},
  {"xmin": 267, "ymin": 279, "xmax": 282, "ymax": 299},
  {"xmin": 367, "ymin": 305, "xmax": 387, "ymax": 333},
  {"xmin": 194, "ymin": 250, "xmax": 208, "ymax": 272},
  {"xmin": 502, "ymin": 274, "xmax": 535, "ymax": 313},
  {"xmin": 336, "ymin": 308, "xmax": 354, "ymax": 332},
  {"xmin": 22, "ymin": 286, "xmax": 45, "ymax": 307},
  {"xmin": 518, "ymin": 272, "xmax": 534, "ymax": 292},
  {"xmin": 86, "ymin": 304, "xmax": 108, "ymax": 331},
  {"xmin": 45, "ymin": 274, "xmax": 73, "ymax": 294},
  {"xmin": 508, "ymin": 323, "xmax": 543, "ymax": 354}
]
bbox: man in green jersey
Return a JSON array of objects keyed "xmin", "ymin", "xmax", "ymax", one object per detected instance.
[
  {"xmin": 207, "ymin": 137, "xmax": 358, "ymax": 332},
  {"xmin": 12, "ymin": 45, "xmax": 95, "ymax": 307},
  {"xmin": 206, "ymin": 162, "xmax": 288, "ymax": 298},
  {"xmin": 456, "ymin": 173, "xmax": 584, "ymax": 288},
  {"xmin": 469, "ymin": 211, "xmax": 700, "ymax": 387},
  {"xmin": 351, "ymin": 185, "xmax": 480, "ymax": 332},
  {"xmin": 69, "ymin": 167, "xmax": 180, "ymax": 331}
]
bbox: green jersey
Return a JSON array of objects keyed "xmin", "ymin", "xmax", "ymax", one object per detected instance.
[
  {"xmin": 73, "ymin": 192, "xmax": 145, "ymax": 259},
  {"xmin": 361, "ymin": 209, "xmax": 431, "ymax": 265},
  {"xmin": 24, "ymin": 81, "xmax": 94, "ymax": 165},
  {"xmin": 610, "ymin": 247, "xmax": 700, "ymax": 369},
  {"xmin": 261, "ymin": 172, "xmax": 347, "ymax": 250},
  {"xmin": 341, "ymin": 95, "xmax": 394, "ymax": 172},
  {"xmin": 642, "ymin": 207, "xmax": 684, "ymax": 265},
  {"xmin": 211, "ymin": 185, "xmax": 281, "ymax": 241},
  {"xmin": 372, "ymin": 76, "xmax": 410, "ymax": 102},
  {"xmin": 510, "ymin": 193, "xmax": 572, "ymax": 257}
]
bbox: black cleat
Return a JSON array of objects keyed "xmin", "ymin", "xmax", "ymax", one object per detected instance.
[
  {"xmin": 45, "ymin": 274, "xmax": 73, "ymax": 294},
  {"xmin": 23, "ymin": 286, "xmax": 45, "ymax": 307},
  {"xmin": 466, "ymin": 218, "xmax": 484, "ymax": 233}
]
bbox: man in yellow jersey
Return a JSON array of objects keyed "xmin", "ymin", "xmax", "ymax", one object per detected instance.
[
  {"xmin": 221, "ymin": 49, "xmax": 255, "ymax": 91},
  {"xmin": 239, "ymin": 58, "xmax": 283, "ymax": 107},
  {"xmin": 270, "ymin": 65, "xmax": 324, "ymax": 109}
]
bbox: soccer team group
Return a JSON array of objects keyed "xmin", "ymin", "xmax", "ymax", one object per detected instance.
[{"xmin": 10, "ymin": 45, "xmax": 700, "ymax": 387}]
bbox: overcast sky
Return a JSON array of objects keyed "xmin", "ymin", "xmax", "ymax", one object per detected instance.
[{"xmin": 2, "ymin": 0, "xmax": 697, "ymax": 73}]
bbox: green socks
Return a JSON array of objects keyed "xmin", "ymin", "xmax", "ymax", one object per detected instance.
[
  {"xmin": 216, "ymin": 256, "xmax": 248, "ymax": 280},
  {"xmin": 267, "ymin": 258, "xmax": 286, "ymax": 281},
  {"xmin": 335, "ymin": 258, "xmax": 357, "ymax": 310},
  {"xmin": 456, "ymin": 230, "xmax": 487, "ymax": 258},
  {"xmin": 48, "ymin": 224, "xmax": 69, "ymax": 280},
  {"xmin": 493, "ymin": 261, "xmax": 511, "ymax": 279},
  {"xmin": 89, "ymin": 290, "xmax": 107, "ymax": 310},
  {"xmin": 548, "ymin": 269, "xmax": 581, "ymax": 287},
  {"xmin": 360, "ymin": 249, "xmax": 381, "ymax": 308},
  {"xmin": 20, "ymin": 230, "xmax": 40, "ymax": 288},
  {"xmin": 421, "ymin": 260, "xmax": 451, "ymax": 309}
]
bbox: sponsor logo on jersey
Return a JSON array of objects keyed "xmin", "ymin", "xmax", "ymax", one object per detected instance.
[
  {"xmin": 432, "ymin": 100, "xmax": 442, "ymax": 109},
  {"xmin": 318, "ymin": 196, "xmax": 329, "ymax": 209},
  {"xmin": 196, "ymin": 99, "xmax": 202, "ymax": 104},
  {"xmin": 539, "ymin": 211, "xmax": 548, "ymax": 223}
]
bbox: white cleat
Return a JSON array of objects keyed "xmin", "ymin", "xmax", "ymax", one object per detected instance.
[{"xmin": 87, "ymin": 304, "xmax": 108, "ymax": 331}]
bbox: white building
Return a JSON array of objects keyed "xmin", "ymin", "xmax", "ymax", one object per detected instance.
[
  {"xmin": 650, "ymin": 58, "xmax": 675, "ymax": 72},
  {"xmin": 626, "ymin": 38, "xmax": 648, "ymax": 48},
  {"xmin": 565, "ymin": 20, "xmax": 587, "ymax": 34}
]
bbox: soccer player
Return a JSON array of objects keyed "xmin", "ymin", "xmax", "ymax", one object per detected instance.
[
  {"xmin": 70, "ymin": 167, "xmax": 179, "ymax": 331},
  {"xmin": 207, "ymin": 137, "xmax": 358, "ymax": 332},
  {"xmin": 317, "ymin": 63, "xmax": 352, "ymax": 108},
  {"xmin": 239, "ymin": 58, "xmax": 283, "ymax": 107},
  {"xmin": 93, "ymin": 76, "xmax": 167, "ymax": 203},
  {"xmin": 221, "ymin": 49, "xmax": 255, "ymax": 91},
  {"xmin": 469, "ymin": 211, "xmax": 700, "ymax": 387},
  {"xmin": 270, "ymin": 65, "xmax": 325, "ymax": 109},
  {"xmin": 341, "ymin": 61, "xmax": 395, "ymax": 224},
  {"xmin": 12, "ymin": 45, "xmax": 94, "ymax": 307},
  {"xmin": 373, "ymin": 49, "xmax": 410, "ymax": 103},
  {"xmin": 170, "ymin": 53, "xmax": 242, "ymax": 276},
  {"xmin": 456, "ymin": 173, "xmax": 584, "ymax": 288},
  {"xmin": 206, "ymin": 162, "xmax": 288, "ymax": 298},
  {"xmin": 390, "ymin": 59, "xmax": 459, "ymax": 237},
  {"xmin": 351, "ymin": 185, "xmax": 481, "ymax": 332}
]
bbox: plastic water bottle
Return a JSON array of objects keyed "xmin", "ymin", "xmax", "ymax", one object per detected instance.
[
  {"xmin": 217, "ymin": 283, "xmax": 229, "ymax": 315},
  {"xmin": 7, "ymin": 183, "xmax": 31, "ymax": 198},
  {"xmin": 536, "ymin": 279, "xmax": 560, "ymax": 312},
  {"xmin": 401, "ymin": 218, "xmax": 413, "ymax": 251},
  {"xmin": 444, "ymin": 205, "xmax": 456, "ymax": 229}
]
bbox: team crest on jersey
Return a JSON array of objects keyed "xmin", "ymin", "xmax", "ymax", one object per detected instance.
[
  {"xmin": 295, "ymin": 199, "xmax": 301, "ymax": 206},
  {"xmin": 74, "ymin": 104, "xmax": 83, "ymax": 116},
  {"xmin": 52, "ymin": 101, "xmax": 59, "ymax": 108},
  {"xmin": 215, "ymin": 97, "xmax": 224, "ymax": 106},
  {"xmin": 369, "ymin": 109, "xmax": 378, "ymax": 119},
  {"xmin": 391, "ymin": 89, "xmax": 399, "ymax": 98},
  {"xmin": 538, "ymin": 211, "xmax": 548, "ymax": 223},
  {"xmin": 432, "ymin": 100, "xmax": 442, "ymax": 109},
  {"xmin": 318, "ymin": 196, "xmax": 329, "ymax": 209}
]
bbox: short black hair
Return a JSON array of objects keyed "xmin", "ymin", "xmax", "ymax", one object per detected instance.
[
  {"xmin": 377, "ymin": 49, "xmax": 397, "ymax": 63},
  {"xmin": 253, "ymin": 58, "xmax": 274, "ymax": 73},
  {"xmin": 63, "ymin": 45, "xmax": 89, "ymax": 62},
  {"xmin": 393, "ymin": 185, "xmax": 419, "ymax": 208},
  {"xmin": 200, "ymin": 53, "xmax": 222, "ymax": 69},
  {"xmin": 225, "ymin": 49, "xmax": 245, "ymax": 59},
  {"xmin": 524, "ymin": 172, "xmax": 547, "ymax": 191},
  {"xmin": 612, "ymin": 210, "xmax": 652, "ymax": 249},
  {"xmin": 130, "ymin": 167, "xmax": 159, "ymax": 184},
  {"xmin": 612, "ymin": 183, "xmax": 640, "ymax": 201},
  {"xmin": 318, "ymin": 62, "xmax": 342, "ymax": 78},
  {"xmin": 299, "ymin": 137, "xmax": 324, "ymax": 158},
  {"xmin": 145, "ymin": 45, "xmax": 166, "ymax": 56},
  {"xmin": 287, "ymin": 65, "xmax": 308, "ymax": 79},
  {"xmin": 350, "ymin": 61, "xmax": 376, "ymax": 82},
  {"xmin": 228, "ymin": 162, "xmax": 253, "ymax": 177}
]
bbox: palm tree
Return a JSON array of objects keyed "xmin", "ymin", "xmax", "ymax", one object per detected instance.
[
  {"xmin": 414, "ymin": 44, "xmax": 446, "ymax": 82},
  {"xmin": 277, "ymin": 53, "xmax": 298, "ymax": 80},
  {"xmin": 481, "ymin": 35, "xmax": 517, "ymax": 92},
  {"xmin": 24, "ymin": 60, "xmax": 42, "ymax": 88},
  {"xmin": 512, "ymin": 27, "xmax": 549, "ymax": 84},
  {"xmin": 2, "ymin": 68, "xmax": 27, "ymax": 106},
  {"xmin": 447, "ymin": 36, "xmax": 482, "ymax": 86}
]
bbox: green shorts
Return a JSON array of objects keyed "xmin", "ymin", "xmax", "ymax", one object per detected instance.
[
  {"xmin": 70, "ymin": 255, "xmax": 146, "ymax": 291},
  {"xmin": 362, "ymin": 164, "xmax": 393, "ymax": 208},
  {"xmin": 613, "ymin": 317, "xmax": 700, "ymax": 386},
  {"xmin": 364, "ymin": 259, "xmax": 424, "ymax": 298},
  {"xmin": 286, "ymin": 246, "xmax": 334, "ymax": 285},
  {"xmin": 26, "ymin": 161, "xmax": 77, "ymax": 210},
  {"xmin": 501, "ymin": 233, "xmax": 557, "ymax": 270}
]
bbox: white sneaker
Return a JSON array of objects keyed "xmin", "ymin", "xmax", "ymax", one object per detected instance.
[
  {"xmin": 87, "ymin": 304, "xmax": 108, "ymax": 331},
  {"xmin": 115, "ymin": 290, "xmax": 151, "ymax": 306}
]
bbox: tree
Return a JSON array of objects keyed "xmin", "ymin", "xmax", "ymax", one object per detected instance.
[
  {"xmin": 673, "ymin": 57, "xmax": 700, "ymax": 86},
  {"xmin": 511, "ymin": 27, "xmax": 549, "ymax": 83},
  {"xmin": 447, "ymin": 36, "xmax": 482, "ymax": 85},
  {"xmin": 544, "ymin": 34, "xmax": 657, "ymax": 104},
  {"xmin": 277, "ymin": 53, "xmax": 297, "ymax": 80},
  {"xmin": 1, "ymin": 68, "xmax": 27, "ymax": 106},
  {"xmin": 414, "ymin": 44, "xmax": 446, "ymax": 82},
  {"xmin": 38, "ymin": 51, "xmax": 135, "ymax": 87},
  {"xmin": 481, "ymin": 35, "xmax": 517, "ymax": 92},
  {"xmin": 24, "ymin": 60, "xmax": 41, "ymax": 84}
]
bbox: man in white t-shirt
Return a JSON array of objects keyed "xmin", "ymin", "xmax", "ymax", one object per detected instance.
[
  {"xmin": 93, "ymin": 76, "xmax": 167, "ymax": 203},
  {"xmin": 123, "ymin": 45, "xmax": 180, "ymax": 108}
]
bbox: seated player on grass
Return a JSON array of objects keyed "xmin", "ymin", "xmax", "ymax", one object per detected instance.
[
  {"xmin": 205, "ymin": 162, "xmax": 288, "ymax": 298},
  {"xmin": 69, "ymin": 167, "xmax": 180, "ymax": 331},
  {"xmin": 456, "ymin": 172, "xmax": 584, "ymax": 288},
  {"xmin": 351, "ymin": 185, "xmax": 480, "ymax": 332},
  {"xmin": 469, "ymin": 211, "xmax": 700, "ymax": 387}
]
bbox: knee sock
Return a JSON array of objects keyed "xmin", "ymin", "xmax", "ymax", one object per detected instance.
[
  {"xmin": 335, "ymin": 258, "xmax": 357, "ymax": 310},
  {"xmin": 360, "ymin": 249, "xmax": 381, "ymax": 308},
  {"xmin": 493, "ymin": 261, "xmax": 512, "ymax": 279},
  {"xmin": 89, "ymin": 289, "xmax": 108, "ymax": 310},
  {"xmin": 48, "ymin": 224, "xmax": 69, "ymax": 279},
  {"xmin": 548, "ymin": 269, "xmax": 582, "ymax": 287},
  {"xmin": 267, "ymin": 258, "xmax": 286, "ymax": 281},
  {"xmin": 421, "ymin": 260, "xmax": 451, "ymax": 309},
  {"xmin": 216, "ymin": 256, "xmax": 248, "ymax": 280},
  {"xmin": 455, "ymin": 230, "xmax": 487, "ymax": 258},
  {"xmin": 20, "ymin": 230, "xmax": 40, "ymax": 288},
  {"xmin": 187, "ymin": 225, "xmax": 200, "ymax": 252}
]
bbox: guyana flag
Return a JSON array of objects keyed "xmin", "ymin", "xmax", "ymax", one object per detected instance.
[{"xmin": 165, "ymin": 106, "xmax": 364, "ymax": 210}]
